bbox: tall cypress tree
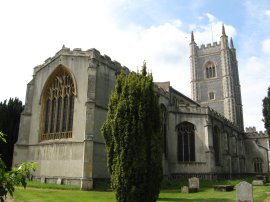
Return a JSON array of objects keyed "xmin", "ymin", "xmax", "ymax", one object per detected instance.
[
  {"xmin": 102, "ymin": 63, "xmax": 162, "ymax": 202},
  {"xmin": 263, "ymin": 86, "xmax": 270, "ymax": 135},
  {"xmin": 0, "ymin": 98, "xmax": 24, "ymax": 170}
]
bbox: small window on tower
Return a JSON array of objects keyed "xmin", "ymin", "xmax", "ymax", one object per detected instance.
[{"xmin": 209, "ymin": 92, "xmax": 215, "ymax": 100}]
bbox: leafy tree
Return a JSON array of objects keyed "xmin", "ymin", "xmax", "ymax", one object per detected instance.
[
  {"xmin": 0, "ymin": 98, "xmax": 24, "ymax": 170},
  {"xmin": 263, "ymin": 86, "xmax": 270, "ymax": 135},
  {"xmin": 102, "ymin": 63, "xmax": 163, "ymax": 202},
  {"xmin": 0, "ymin": 132, "xmax": 37, "ymax": 202}
]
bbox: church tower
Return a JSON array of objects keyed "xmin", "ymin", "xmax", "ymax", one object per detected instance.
[{"xmin": 190, "ymin": 25, "xmax": 244, "ymax": 130}]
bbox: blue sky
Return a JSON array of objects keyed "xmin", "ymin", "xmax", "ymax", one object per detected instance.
[{"xmin": 0, "ymin": 0, "xmax": 269, "ymax": 131}]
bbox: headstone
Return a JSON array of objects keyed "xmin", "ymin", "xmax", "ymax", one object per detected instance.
[
  {"xmin": 236, "ymin": 181, "xmax": 253, "ymax": 202},
  {"xmin": 40, "ymin": 177, "xmax": 46, "ymax": 183},
  {"xmin": 181, "ymin": 186, "xmax": 189, "ymax": 193},
  {"xmin": 57, "ymin": 178, "xmax": 62, "ymax": 185},
  {"xmin": 189, "ymin": 177, "xmax": 199, "ymax": 192},
  {"xmin": 252, "ymin": 180, "xmax": 264, "ymax": 186}
]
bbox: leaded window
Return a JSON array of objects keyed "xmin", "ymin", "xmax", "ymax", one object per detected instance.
[
  {"xmin": 41, "ymin": 67, "xmax": 76, "ymax": 141},
  {"xmin": 177, "ymin": 122, "xmax": 195, "ymax": 162}
]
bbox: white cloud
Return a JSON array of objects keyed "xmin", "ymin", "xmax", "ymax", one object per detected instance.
[
  {"xmin": 0, "ymin": 1, "xmax": 268, "ymax": 132},
  {"xmin": 264, "ymin": 10, "xmax": 270, "ymax": 17},
  {"xmin": 205, "ymin": 13, "xmax": 217, "ymax": 23},
  {"xmin": 261, "ymin": 39, "xmax": 270, "ymax": 54},
  {"xmin": 190, "ymin": 13, "xmax": 236, "ymax": 45}
]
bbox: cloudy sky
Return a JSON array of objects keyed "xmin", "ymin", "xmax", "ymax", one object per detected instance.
[{"xmin": 0, "ymin": 0, "xmax": 269, "ymax": 131}]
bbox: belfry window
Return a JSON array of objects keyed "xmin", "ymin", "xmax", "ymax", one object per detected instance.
[
  {"xmin": 253, "ymin": 158, "xmax": 263, "ymax": 173},
  {"xmin": 206, "ymin": 62, "xmax": 216, "ymax": 78},
  {"xmin": 177, "ymin": 122, "xmax": 195, "ymax": 162},
  {"xmin": 41, "ymin": 67, "xmax": 76, "ymax": 141}
]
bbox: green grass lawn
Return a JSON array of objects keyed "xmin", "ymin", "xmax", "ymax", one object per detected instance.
[{"xmin": 12, "ymin": 179, "xmax": 270, "ymax": 202}]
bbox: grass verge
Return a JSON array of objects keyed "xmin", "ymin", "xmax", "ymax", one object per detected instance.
[{"xmin": 12, "ymin": 178, "xmax": 270, "ymax": 202}]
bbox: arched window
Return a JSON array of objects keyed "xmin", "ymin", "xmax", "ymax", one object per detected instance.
[
  {"xmin": 205, "ymin": 61, "xmax": 216, "ymax": 78},
  {"xmin": 177, "ymin": 122, "xmax": 195, "ymax": 162},
  {"xmin": 213, "ymin": 126, "xmax": 220, "ymax": 165},
  {"xmin": 40, "ymin": 66, "xmax": 76, "ymax": 141},
  {"xmin": 253, "ymin": 158, "xmax": 263, "ymax": 173},
  {"xmin": 160, "ymin": 104, "xmax": 167, "ymax": 157}
]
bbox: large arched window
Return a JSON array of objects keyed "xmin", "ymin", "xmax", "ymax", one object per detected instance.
[
  {"xmin": 161, "ymin": 104, "xmax": 167, "ymax": 157},
  {"xmin": 253, "ymin": 158, "xmax": 263, "ymax": 173},
  {"xmin": 40, "ymin": 66, "xmax": 76, "ymax": 141},
  {"xmin": 213, "ymin": 126, "xmax": 220, "ymax": 165},
  {"xmin": 177, "ymin": 122, "xmax": 195, "ymax": 162},
  {"xmin": 205, "ymin": 61, "xmax": 216, "ymax": 78}
]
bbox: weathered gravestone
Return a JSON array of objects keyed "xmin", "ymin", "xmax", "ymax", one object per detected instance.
[
  {"xmin": 40, "ymin": 177, "xmax": 46, "ymax": 183},
  {"xmin": 188, "ymin": 177, "xmax": 199, "ymax": 192},
  {"xmin": 236, "ymin": 181, "xmax": 253, "ymax": 202},
  {"xmin": 252, "ymin": 180, "xmax": 264, "ymax": 186},
  {"xmin": 181, "ymin": 186, "xmax": 189, "ymax": 193},
  {"xmin": 57, "ymin": 178, "xmax": 62, "ymax": 185}
]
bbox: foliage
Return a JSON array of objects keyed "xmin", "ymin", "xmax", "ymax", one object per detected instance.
[
  {"xmin": 262, "ymin": 86, "xmax": 270, "ymax": 135},
  {"xmin": 101, "ymin": 63, "xmax": 163, "ymax": 202},
  {"xmin": 0, "ymin": 98, "xmax": 24, "ymax": 170},
  {"xmin": 0, "ymin": 132, "xmax": 6, "ymax": 143},
  {"xmin": 0, "ymin": 133, "xmax": 37, "ymax": 202}
]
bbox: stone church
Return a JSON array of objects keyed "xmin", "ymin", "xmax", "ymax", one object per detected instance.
[{"xmin": 13, "ymin": 26, "xmax": 270, "ymax": 189}]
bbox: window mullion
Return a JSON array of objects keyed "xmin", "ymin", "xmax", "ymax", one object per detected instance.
[{"xmin": 65, "ymin": 95, "xmax": 69, "ymax": 131}]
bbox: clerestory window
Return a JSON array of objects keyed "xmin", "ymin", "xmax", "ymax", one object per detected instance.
[
  {"xmin": 205, "ymin": 61, "xmax": 216, "ymax": 78},
  {"xmin": 40, "ymin": 66, "xmax": 76, "ymax": 141}
]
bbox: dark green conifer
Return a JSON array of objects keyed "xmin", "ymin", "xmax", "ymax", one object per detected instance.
[
  {"xmin": 102, "ymin": 62, "xmax": 162, "ymax": 202},
  {"xmin": 263, "ymin": 86, "xmax": 270, "ymax": 135}
]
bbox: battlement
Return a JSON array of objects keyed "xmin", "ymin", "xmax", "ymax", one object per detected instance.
[
  {"xmin": 197, "ymin": 41, "xmax": 221, "ymax": 50},
  {"xmin": 245, "ymin": 126, "xmax": 268, "ymax": 138},
  {"xmin": 34, "ymin": 46, "xmax": 128, "ymax": 75}
]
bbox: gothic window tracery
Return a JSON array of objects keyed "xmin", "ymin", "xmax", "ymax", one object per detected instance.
[
  {"xmin": 205, "ymin": 61, "xmax": 216, "ymax": 78},
  {"xmin": 41, "ymin": 67, "xmax": 76, "ymax": 141},
  {"xmin": 177, "ymin": 122, "xmax": 195, "ymax": 162}
]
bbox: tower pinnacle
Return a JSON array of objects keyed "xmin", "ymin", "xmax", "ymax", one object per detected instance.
[
  {"xmin": 222, "ymin": 24, "xmax": 226, "ymax": 35},
  {"xmin": 191, "ymin": 31, "xmax": 195, "ymax": 43},
  {"xmin": 230, "ymin": 37, "xmax": 234, "ymax": 48}
]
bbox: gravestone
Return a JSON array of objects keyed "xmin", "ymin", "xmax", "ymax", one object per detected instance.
[
  {"xmin": 57, "ymin": 178, "xmax": 62, "ymax": 185},
  {"xmin": 40, "ymin": 177, "xmax": 46, "ymax": 183},
  {"xmin": 189, "ymin": 177, "xmax": 199, "ymax": 192},
  {"xmin": 181, "ymin": 186, "xmax": 189, "ymax": 193},
  {"xmin": 252, "ymin": 180, "xmax": 264, "ymax": 186},
  {"xmin": 236, "ymin": 181, "xmax": 253, "ymax": 202}
]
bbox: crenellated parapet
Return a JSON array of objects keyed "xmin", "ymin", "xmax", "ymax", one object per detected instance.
[
  {"xmin": 33, "ymin": 46, "xmax": 129, "ymax": 75},
  {"xmin": 197, "ymin": 41, "xmax": 221, "ymax": 50},
  {"xmin": 245, "ymin": 127, "xmax": 268, "ymax": 138}
]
